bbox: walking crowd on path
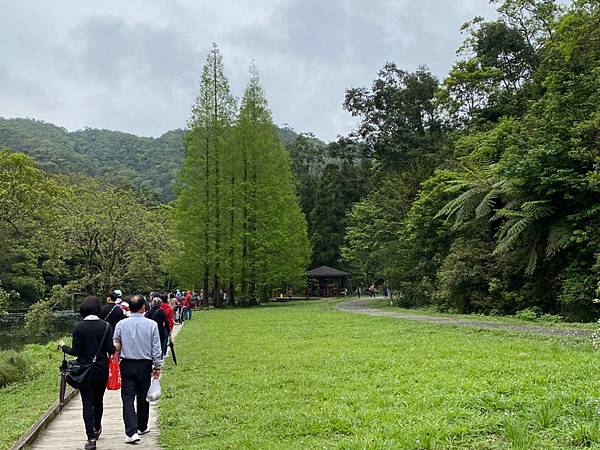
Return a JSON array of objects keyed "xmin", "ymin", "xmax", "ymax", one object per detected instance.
[{"xmin": 58, "ymin": 287, "xmax": 197, "ymax": 450}]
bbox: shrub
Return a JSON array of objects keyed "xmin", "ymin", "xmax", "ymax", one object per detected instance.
[
  {"xmin": 0, "ymin": 351, "xmax": 28, "ymax": 387},
  {"xmin": 558, "ymin": 261, "xmax": 598, "ymax": 322},
  {"xmin": 0, "ymin": 285, "xmax": 7, "ymax": 317},
  {"xmin": 24, "ymin": 299, "xmax": 56, "ymax": 335},
  {"xmin": 435, "ymin": 237, "xmax": 497, "ymax": 314},
  {"xmin": 538, "ymin": 313, "xmax": 563, "ymax": 323},
  {"xmin": 514, "ymin": 308, "xmax": 539, "ymax": 321}
]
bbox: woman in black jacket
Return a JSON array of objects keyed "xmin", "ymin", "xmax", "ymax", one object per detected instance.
[
  {"xmin": 145, "ymin": 297, "xmax": 171, "ymax": 356},
  {"xmin": 59, "ymin": 296, "xmax": 116, "ymax": 450}
]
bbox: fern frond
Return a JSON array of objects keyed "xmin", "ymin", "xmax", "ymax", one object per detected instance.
[
  {"xmin": 525, "ymin": 246, "xmax": 538, "ymax": 275},
  {"xmin": 475, "ymin": 189, "xmax": 499, "ymax": 218},
  {"xmin": 494, "ymin": 217, "xmax": 531, "ymax": 253},
  {"xmin": 521, "ymin": 200, "xmax": 554, "ymax": 220},
  {"xmin": 546, "ymin": 221, "xmax": 572, "ymax": 259},
  {"xmin": 436, "ymin": 186, "xmax": 482, "ymax": 222}
]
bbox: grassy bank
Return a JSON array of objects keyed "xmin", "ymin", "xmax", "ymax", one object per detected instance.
[
  {"xmin": 0, "ymin": 342, "xmax": 65, "ymax": 449},
  {"xmin": 158, "ymin": 300, "xmax": 600, "ymax": 449}
]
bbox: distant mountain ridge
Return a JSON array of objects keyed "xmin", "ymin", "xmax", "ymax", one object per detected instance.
[{"xmin": 0, "ymin": 117, "xmax": 300, "ymax": 201}]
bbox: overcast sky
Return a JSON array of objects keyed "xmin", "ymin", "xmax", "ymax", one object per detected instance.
[{"xmin": 0, "ymin": 0, "xmax": 496, "ymax": 142}]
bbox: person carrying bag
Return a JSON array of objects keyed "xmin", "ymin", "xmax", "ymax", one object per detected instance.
[
  {"xmin": 113, "ymin": 294, "xmax": 162, "ymax": 444},
  {"xmin": 59, "ymin": 296, "xmax": 116, "ymax": 450},
  {"xmin": 63, "ymin": 324, "xmax": 110, "ymax": 389}
]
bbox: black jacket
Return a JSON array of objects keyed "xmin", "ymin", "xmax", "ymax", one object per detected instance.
[
  {"xmin": 62, "ymin": 319, "xmax": 116, "ymax": 381},
  {"xmin": 145, "ymin": 307, "xmax": 170, "ymax": 342},
  {"xmin": 99, "ymin": 303, "xmax": 125, "ymax": 333}
]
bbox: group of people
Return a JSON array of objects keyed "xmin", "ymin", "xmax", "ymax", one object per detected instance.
[
  {"xmin": 59, "ymin": 288, "xmax": 191, "ymax": 449},
  {"xmin": 355, "ymin": 285, "xmax": 390, "ymax": 298}
]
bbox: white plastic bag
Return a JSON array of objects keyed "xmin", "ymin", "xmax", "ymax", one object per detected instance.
[{"xmin": 146, "ymin": 378, "xmax": 161, "ymax": 402}]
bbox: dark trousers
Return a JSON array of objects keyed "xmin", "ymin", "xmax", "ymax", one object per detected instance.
[
  {"xmin": 161, "ymin": 334, "xmax": 168, "ymax": 357},
  {"xmin": 80, "ymin": 379, "xmax": 107, "ymax": 440},
  {"xmin": 120, "ymin": 359, "xmax": 152, "ymax": 437}
]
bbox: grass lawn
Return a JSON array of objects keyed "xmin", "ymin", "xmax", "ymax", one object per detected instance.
[
  {"xmin": 0, "ymin": 342, "xmax": 65, "ymax": 449},
  {"xmin": 158, "ymin": 299, "xmax": 600, "ymax": 449}
]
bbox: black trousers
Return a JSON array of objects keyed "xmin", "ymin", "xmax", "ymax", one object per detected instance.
[
  {"xmin": 80, "ymin": 379, "xmax": 107, "ymax": 440},
  {"xmin": 120, "ymin": 359, "xmax": 153, "ymax": 437}
]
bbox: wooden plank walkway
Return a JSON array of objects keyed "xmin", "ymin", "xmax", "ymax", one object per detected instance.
[{"xmin": 31, "ymin": 323, "xmax": 183, "ymax": 450}]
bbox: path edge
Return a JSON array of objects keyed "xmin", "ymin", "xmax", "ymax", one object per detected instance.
[{"xmin": 336, "ymin": 298, "xmax": 593, "ymax": 338}]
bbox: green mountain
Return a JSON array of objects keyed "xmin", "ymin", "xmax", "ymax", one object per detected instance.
[{"xmin": 0, "ymin": 117, "xmax": 299, "ymax": 201}]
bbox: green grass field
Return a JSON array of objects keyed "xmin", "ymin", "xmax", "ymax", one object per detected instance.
[
  {"xmin": 158, "ymin": 300, "xmax": 600, "ymax": 449},
  {"xmin": 0, "ymin": 342, "xmax": 65, "ymax": 449}
]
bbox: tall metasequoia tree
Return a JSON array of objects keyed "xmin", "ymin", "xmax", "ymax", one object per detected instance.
[
  {"xmin": 174, "ymin": 44, "xmax": 236, "ymax": 305},
  {"xmin": 175, "ymin": 55, "xmax": 309, "ymax": 304},
  {"xmin": 235, "ymin": 66, "xmax": 311, "ymax": 300}
]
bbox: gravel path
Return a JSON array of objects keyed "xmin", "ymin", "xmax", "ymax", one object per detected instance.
[{"xmin": 337, "ymin": 298, "xmax": 593, "ymax": 338}]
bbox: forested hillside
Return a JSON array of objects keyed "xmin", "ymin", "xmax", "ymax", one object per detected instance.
[{"xmin": 0, "ymin": 117, "xmax": 298, "ymax": 201}]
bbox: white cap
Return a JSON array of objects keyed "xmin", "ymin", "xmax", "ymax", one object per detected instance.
[{"xmin": 114, "ymin": 289, "xmax": 123, "ymax": 298}]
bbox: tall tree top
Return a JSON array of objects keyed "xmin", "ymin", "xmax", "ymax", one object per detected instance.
[
  {"xmin": 239, "ymin": 63, "xmax": 272, "ymax": 124},
  {"xmin": 189, "ymin": 43, "xmax": 237, "ymax": 129}
]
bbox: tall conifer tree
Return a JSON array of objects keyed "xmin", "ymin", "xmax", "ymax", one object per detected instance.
[
  {"xmin": 235, "ymin": 66, "xmax": 311, "ymax": 300},
  {"xmin": 174, "ymin": 44, "xmax": 236, "ymax": 301},
  {"xmin": 175, "ymin": 54, "xmax": 309, "ymax": 304}
]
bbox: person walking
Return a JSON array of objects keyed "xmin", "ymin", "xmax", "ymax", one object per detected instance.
[
  {"xmin": 59, "ymin": 296, "xmax": 115, "ymax": 450},
  {"xmin": 368, "ymin": 284, "xmax": 375, "ymax": 298},
  {"xmin": 99, "ymin": 291, "xmax": 125, "ymax": 333},
  {"xmin": 114, "ymin": 289, "xmax": 130, "ymax": 316},
  {"xmin": 113, "ymin": 294, "xmax": 162, "ymax": 444},
  {"xmin": 174, "ymin": 291, "xmax": 183, "ymax": 324},
  {"xmin": 183, "ymin": 290, "xmax": 192, "ymax": 321},
  {"xmin": 160, "ymin": 293, "xmax": 174, "ymax": 333},
  {"xmin": 145, "ymin": 297, "xmax": 171, "ymax": 357}
]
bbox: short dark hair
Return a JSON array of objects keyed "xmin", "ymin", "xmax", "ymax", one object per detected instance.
[
  {"xmin": 107, "ymin": 292, "xmax": 118, "ymax": 302},
  {"xmin": 80, "ymin": 296, "xmax": 102, "ymax": 318},
  {"xmin": 160, "ymin": 293, "xmax": 168, "ymax": 303},
  {"xmin": 129, "ymin": 294, "xmax": 146, "ymax": 313}
]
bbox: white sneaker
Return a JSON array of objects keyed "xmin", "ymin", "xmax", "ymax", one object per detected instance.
[
  {"xmin": 125, "ymin": 433, "xmax": 140, "ymax": 444},
  {"xmin": 138, "ymin": 428, "xmax": 151, "ymax": 435}
]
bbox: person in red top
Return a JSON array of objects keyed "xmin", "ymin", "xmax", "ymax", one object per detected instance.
[
  {"xmin": 159, "ymin": 293, "xmax": 174, "ymax": 340},
  {"xmin": 183, "ymin": 291, "xmax": 193, "ymax": 321}
]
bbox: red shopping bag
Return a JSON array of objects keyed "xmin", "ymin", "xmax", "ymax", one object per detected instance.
[{"xmin": 106, "ymin": 354, "xmax": 121, "ymax": 390}]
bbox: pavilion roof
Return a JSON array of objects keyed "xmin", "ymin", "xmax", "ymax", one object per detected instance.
[{"xmin": 306, "ymin": 265, "xmax": 350, "ymax": 277}]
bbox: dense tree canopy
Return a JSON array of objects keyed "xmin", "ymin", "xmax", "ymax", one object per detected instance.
[
  {"xmin": 0, "ymin": 149, "xmax": 174, "ymax": 314},
  {"xmin": 342, "ymin": 0, "xmax": 600, "ymax": 321}
]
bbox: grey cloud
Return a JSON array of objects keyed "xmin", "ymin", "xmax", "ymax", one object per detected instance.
[
  {"xmin": 0, "ymin": 0, "xmax": 496, "ymax": 141},
  {"xmin": 65, "ymin": 16, "xmax": 204, "ymax": 89}
]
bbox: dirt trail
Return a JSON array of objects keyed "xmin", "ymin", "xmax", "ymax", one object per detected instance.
[{"xmin": 337, "ymin": 298, "xmax": 593, "ymax": 338}]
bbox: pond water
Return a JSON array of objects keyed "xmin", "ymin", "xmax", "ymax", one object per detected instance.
[{"xmin": 0, "ymin": 310, "xmax": 79, "ymax": 350}]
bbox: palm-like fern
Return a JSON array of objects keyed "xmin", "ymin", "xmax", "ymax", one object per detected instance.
[
  {"xmin": 437, "ymin": 171, "xmax": 572, "ymax": 274},
  {"xmin": 435, "ymin": 166, "xmax": 509, "ymax": 226}
]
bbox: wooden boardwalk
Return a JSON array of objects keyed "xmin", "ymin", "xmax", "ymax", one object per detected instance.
[{"xmin": 31, "ymin": 323, "xmax": 183, "ymax": 450}]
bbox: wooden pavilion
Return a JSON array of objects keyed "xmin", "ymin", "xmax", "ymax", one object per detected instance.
[{"xmin": 306, "ymin": 265, "xmax": 350, "ymax": 298}]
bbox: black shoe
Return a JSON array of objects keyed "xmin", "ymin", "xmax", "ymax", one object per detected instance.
[{"xmin": 84, "ymin": 439, "xmax": 97, "ymax": 450}]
